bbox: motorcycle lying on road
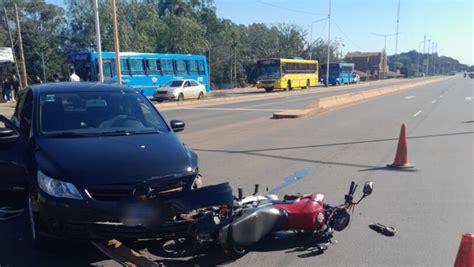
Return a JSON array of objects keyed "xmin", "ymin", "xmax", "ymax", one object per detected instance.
[
  {"xmin": 95, "ymin": 176, "xmax": 374, "ymax": 265},
  {"xmin": 188, "ymin": 180, "xmax": 374, "ymax": 253}
]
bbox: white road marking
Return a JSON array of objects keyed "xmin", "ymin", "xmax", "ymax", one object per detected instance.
[
  {"xmin": 465, "ymin": 97, "xmax": 472, "ymax": 101},
  {"xmin": 405, "ymin": 96, "xmax": 416, "ymax": 99},
  {"xmin": 439, "ymin": 95, "xmax": 444, "ymax": 98},
  {"xmin": 432, "ymin": 100, "xmax": 437, "ymax": 104},
  {"xmin": 413, "ymin": 110, "xmax": 422, "ymax": 117},
  {"xmin": 182, "ymin": 107, "xmax": 284, "ymax": 112}
]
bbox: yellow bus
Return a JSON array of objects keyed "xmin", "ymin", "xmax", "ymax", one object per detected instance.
[{"xmin": 256, "ymin": 58, "xmax": 319, "ymax": 92}]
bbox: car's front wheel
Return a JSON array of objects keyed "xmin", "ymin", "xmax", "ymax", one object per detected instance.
[
  {"xmin": 177, "ymin": 93, "xmax": 184, "ymax": 102},
  {"xmin": 197, "ymin": 92, "xmax": 204, "ymax": 100}
]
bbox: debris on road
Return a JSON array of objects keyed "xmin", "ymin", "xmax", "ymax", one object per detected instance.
[{"xmin": 369, "ymin": 223, "xmax": 397, "ymax": 236}]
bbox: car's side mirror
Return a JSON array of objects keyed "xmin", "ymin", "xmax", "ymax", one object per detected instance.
[
  {"xmin": 170, "ymin": 120, "xmax": 185, "ymax": 132},
  {"xmin": 0, "ymin": 116, "xmax": 20, "ymax": 148},
  {"xmin": 0, "ymin": 128, "xmax": 15, "ymax": 138},
  {"xmin": 363, "ymin": 181, "xmax": 373, "ymax": 196}
]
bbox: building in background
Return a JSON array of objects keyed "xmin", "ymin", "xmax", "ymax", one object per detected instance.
[{"xmin": 346, "ymin": 51, "xmax": 388, "ymax": 80}]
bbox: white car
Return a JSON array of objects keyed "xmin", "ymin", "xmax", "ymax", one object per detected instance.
[
  {"xmin": 352, "ymin": 73, "xmax": 360, "ymax": 83},
  {"xmin": 153, "ymin": 79, "xmax": 207, "ymax": 102}
]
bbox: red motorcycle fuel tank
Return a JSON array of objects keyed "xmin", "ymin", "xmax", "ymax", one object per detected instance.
[{"xmin": 273, "ymin": 194, "xmax": 326, "ymax": 231}]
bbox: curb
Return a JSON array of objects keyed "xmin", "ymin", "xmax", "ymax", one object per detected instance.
[{"xmin": 272, "ymin": 76, "xmax": 453, "ymax": 119}]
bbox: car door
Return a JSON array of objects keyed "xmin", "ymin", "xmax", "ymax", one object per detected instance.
[
  {"xmin": 182, "ymin": 81, "xmax": 193, "ymax": 99},
  {"xmin": 190, "ymin": 80, "xmax": 201, "ymax": 98},
  {"xmin": 0, "ymin": 89, "xmax": 33, "ymax": 207}
]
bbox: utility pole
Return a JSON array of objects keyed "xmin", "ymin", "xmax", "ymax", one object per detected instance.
[
  {"xmin": 3, "ymin": 6, "xmax": 22, "ymax": 89},
  {"xmin": 111, "ymin": 0, "xmax": 121, "ymax": 84},
  {"xmin": 416, "ymin": 40, "xmax": 424, "ymax": 76},
  {"xmin": 14, "ymin": 3, "xmax": 28, "ymax": 87},
  {"xmin": 395, "ymin": 0, "xmax": 401, "ymax": 54},
  {"xmin": 432, "ymin": 42, "xmax": 436, "ymax": 75},
  {"xmin": 426, "ymin": 39, "xmax": 431, "ymax": 75},
  {"xmin": 325, "ymin": 0, "xmax": 331, "ymax": 87},
  {"xmin": 422, "ymin": 35, "xmax": 426, "ymax": 76},
  {"xmin": 94, "ymin": 0, "xmax": 104, "ymax": 82}
]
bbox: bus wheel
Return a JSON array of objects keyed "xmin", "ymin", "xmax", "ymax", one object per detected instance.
[
  {"xmin": 287, "ymin": 81, "xmax": 292, "ymax": 91},
  {"xmin": 305, "ymin": 79, "xmax": 310, "ymax": 89},
  {"xmin": 178, "ymin": 93, "xmax": 184, "ymax": 102},
  {"xmin": 265, "ymin": 87, "xmax": 273, "ymax": 92}
]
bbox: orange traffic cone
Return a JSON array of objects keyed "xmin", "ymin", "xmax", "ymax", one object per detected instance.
[
  {"xmin": 387, "ymin": 123, "xmax": 414, "ymax": 168},
  {"xmin": 454, "ymin": 233, "xmax": 474, "ymax": 267}
]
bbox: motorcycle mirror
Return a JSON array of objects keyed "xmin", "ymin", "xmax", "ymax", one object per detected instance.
[{"xmin": 363, "ymin": 181, "xmax": 373, "ymax": 196}]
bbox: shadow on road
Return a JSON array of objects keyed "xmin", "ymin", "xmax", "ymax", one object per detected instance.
[
  {"xmin": 127, "ymin": 231, "xmax": 330, "ymax": 266},
  {"xmin": 193, "ymin": 131, "xmax": 474, "ymax": 171},
  {"xmin": 0, "ymin": 213, "xmax": 114, "ymax": 267}
]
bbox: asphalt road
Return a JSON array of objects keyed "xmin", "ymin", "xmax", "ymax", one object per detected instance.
[{"xmin": 0, "ymin": 76, "xmax": 472, "ymax": 266}]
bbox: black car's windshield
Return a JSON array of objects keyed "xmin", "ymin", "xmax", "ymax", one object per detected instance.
[
  {"xmin": 165, "ymin": 80, "xmax": 184, "ymax": 87},
  {"xmin": 39, "ymin": 91, "xmax": 169, "ymax": 136}
]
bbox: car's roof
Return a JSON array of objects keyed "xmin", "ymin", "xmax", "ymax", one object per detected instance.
[
  {"xmin": 30, "ymin": 82, "xmax": 137, "ymax": 94},
  {"xmin": 169, "ymin": 79, "xmax": 198, "ymax": 82}
]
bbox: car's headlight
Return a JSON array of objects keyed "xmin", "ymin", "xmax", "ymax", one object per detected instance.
[{"xmin": 37, "ymin": 170, "xmax": 83, "ymax": 200}]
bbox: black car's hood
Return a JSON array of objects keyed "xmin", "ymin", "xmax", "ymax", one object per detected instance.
[{"xmin": 35, "ymin": 132, "xmax": 198, "ymax": 186}]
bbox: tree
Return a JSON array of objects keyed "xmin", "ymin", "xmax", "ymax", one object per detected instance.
[{"xmin": 19, "ymin": 0, "xmax": 66, "ymax": 81}]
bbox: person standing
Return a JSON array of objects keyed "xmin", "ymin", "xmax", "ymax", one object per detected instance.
[
  {"xmin": 11, "ymin": 75, "xmax": 20, "ymax": 102},
  {"xmin": 2, "ymin": 78, "xmax": 12, "ymax": 102},
  {"xmin": 69, "ymin": 68, "xmax": 80, "ymax": 82},
  {"xmin": 53, "ymin": 73, "xmax": 61, "ymax": 82}
]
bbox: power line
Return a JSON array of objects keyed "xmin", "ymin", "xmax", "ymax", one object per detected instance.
[
  {"xmin": 332, "ymin": 19, "xmax": 362, "ymax": 50},
  {"xmin": 256, "ymin": 1, "xmax": 327, "ymax": 16}
]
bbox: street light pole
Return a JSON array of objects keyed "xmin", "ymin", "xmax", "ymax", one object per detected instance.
[
  {"xmin": 309, "ymin": 17, "xmax": 329, "ymax": 60},
  {"xmin": 111, "ymin": 0, "xmax": 121, "ymax": 85},
  {"xmin": 325, "ymin": 0, "xmax": 331, "ymax": 87},
  {"xmin": 395, "ymin": 0, "xmax": 401, "ymax": 55},
  {"xmin": 94, "ymin": 0, "xmax": 104, "ymax": 82},
  {"xmin": 371, "ymin": 33, "xmax": 397, "ymax": 53}
]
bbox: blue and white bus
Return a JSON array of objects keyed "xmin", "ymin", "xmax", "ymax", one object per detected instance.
[
  {"xmin": 67, "ymin": 51, "xmax": 210, "ymax": 97},
  {"xmin": 320, "ymin": 63, "xmax": 355, "ymax": 86}
]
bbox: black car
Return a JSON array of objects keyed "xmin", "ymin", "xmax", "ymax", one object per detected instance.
[{"xmin": 0, "ymin": 83, "xmax": 200, "ymax": 246}]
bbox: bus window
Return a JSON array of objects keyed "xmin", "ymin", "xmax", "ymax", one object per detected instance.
[
  {"xmin": 102, "ymin": 61, "xmax": 113, "ymax": 81},
  {"xmin": 186, "ymin": 60, "xmax": 198, "ymax": 75},
  {"xmin": 156, "ymin": 60, "xmax": 162, "ymax": 75},
  {"xmin": 160, "ymin": 59, "xmax": 174, "ymax": 75},
  {"xmin": 121, "ymin": 59, "xmax": 130, "ymax": 76},
  {"xmin": 175, "ymin": 60, "xmax": 187, "ymax": 76},
  {"xmin": 129, "ymin": 59, "xmax": 145, "ymax": 76},
  {"xmin": 197, "ymin": 60, "xmax": 206, "ymax": 75},
  {"xmin": 145, "ymin": 59, "xmax": 159, "ymax": 75}
]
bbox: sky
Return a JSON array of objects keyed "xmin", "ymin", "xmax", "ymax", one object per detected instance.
[
  {"xmin": 46, "ymin": 0, "xmax": 473, "ymax": 65},
  {"xmin": 214, "ymin": 0, "xmax": 473, "ymax": 65}
]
